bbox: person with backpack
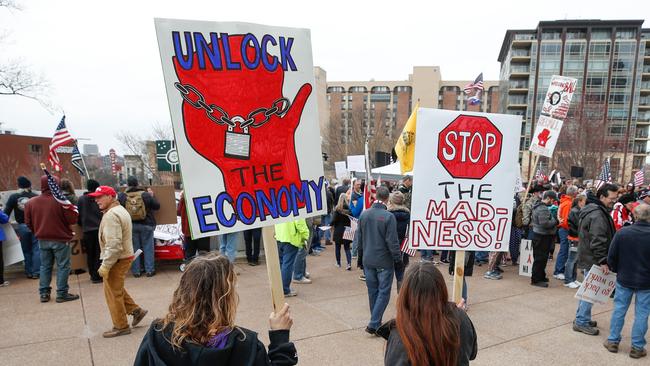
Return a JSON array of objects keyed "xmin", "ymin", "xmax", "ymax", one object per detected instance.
[{"xmin": 118, "ymin": 176, "xmax": 160, "ymax": 277}]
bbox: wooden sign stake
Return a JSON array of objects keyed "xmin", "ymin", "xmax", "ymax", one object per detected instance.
[
  {"xmin": 452, "ymin": 250, "xmax": 466, "ymax": 303},
  {"xmin": 262, "ymin": 225, "xmax": 285, "ymax": 312}
]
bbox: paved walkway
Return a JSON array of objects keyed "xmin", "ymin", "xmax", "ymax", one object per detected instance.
[{"xmin": 0, "ymin": 247, "xmax": 640, "ymax": 365}]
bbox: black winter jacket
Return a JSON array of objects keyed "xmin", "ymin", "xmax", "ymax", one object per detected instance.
[
  {"xmin": 577, "ymin": 194, "xmax": 615, "ymax": 270},
  {"xmin": 77, "ymin": 192, "xmax": 102, "ymax": 232},
  {"xmin": 567, "ymin": 204, "xmax": 581, "ymax": 239},
  {"xmin": 118, "ymin": 187, "xmax": 161, "ymax": 227},
  {"xmin": 608, "ymin": 222, "xmax": 650, "ymax": 290},
  {"xmin": 134, "ymin": 321, "xmax": 297, "ymax": 366},
  {"xmin": 389, "ymin": 208, "xmax": 410, "ymax": 244},
  {"xmin": 3, "ymin": 189, "xmax": 37, "ymax": 224}
]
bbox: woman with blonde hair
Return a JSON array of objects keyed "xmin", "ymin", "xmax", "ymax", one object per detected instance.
[
  {"xmin": 331, "ymin": 193, "xmax": 353, "ymax": 270},
  {"xmin": 134, "ymin": 254, "xmax": 297, "ymax": 365}
]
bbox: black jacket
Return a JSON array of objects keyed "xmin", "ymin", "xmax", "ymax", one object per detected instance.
[
  {"xmin": 448, "ymin": 251, "xmax": 475, "ymax": 277},
  {"xmin": 331, "ymin": 206, "xmax": 352, "ymax": 244},
  {"xmin": 577, "ymin": 194, "xmax": 615, "ymax": 270},
  {"xmin": 134, "ymin": 322, "xmax": 297, "ymax": 366},
  {"xmin": 326, "ymin": 187, "xmax": 334, "ymax": 215},
  {"xmin": 389, "ymin": 208, "xmax": 410, "ymax": 244},
  {"xmin": 378, "ymin": 306, "xmax": 478, "ymax": 366},
  {"xmin": 77, "ymin": 192, "xmax": 102, "ymax": 232},
  {"xmin": 608, "ymin": 222, "xmax": 650, "ymax": 290},
  {"xmin": 3, "ymin": 190, "xmax": 37, "ymax": 224},
  {"xmin": 118, "ymin": 187, "xmax": 161, "ymax": 227},
  {"xmin": 567, "ymin": 204, "xmax": 581, "ymax": 239}
]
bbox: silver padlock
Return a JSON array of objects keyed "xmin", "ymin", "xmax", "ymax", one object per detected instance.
[{"xmin": 224, "ymin": 117, "xmax": 250, "ymax": 160}]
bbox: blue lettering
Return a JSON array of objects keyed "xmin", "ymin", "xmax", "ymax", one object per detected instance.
[
  {"xmin": 172, "ymin": 31, "xmax": 194, "ymax": 70},
  {"xmin": 277, "ymin": 186, "xmax": 292, "ymax": 217},
  {"xmin": 192, "ymin": 196, "xmax": 218, "ymax": 232},
  {"xmin": 215, "ymin": 192, "xmax": 236, "ymax": 227},
  {"xmin": 241, "ymin": 33, "xmax": 261, "ymax": 69},
  {"xmin": 193, "ymin": 32, "xmax": 222, "ymax": 70},
  {"xmin": 261, "ymin": 34, "xmax": 279, "ymax": 71},
  {"xmin": 221, "ymin": 33, "xmax": 241, "ymax": 70},
  {"xmin": 290, "ymin": 181, "xmax": 312, "ymax": 215},
  {"xmin": 279, "ymin": 37, "xmax": 297, "ymax": 71},
  {"xmin": 256, "ymin": 188, "xmax": 279, "ymax": 221},
  {"xmin": 308, "ymin": 176, "xmax": 325, "ymax": 211},
  {"xmin": 236, "ymin": 192, "xmax": 256, "ymax": 224}
]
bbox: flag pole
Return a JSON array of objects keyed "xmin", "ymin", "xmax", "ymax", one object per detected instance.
[{"xmin": 75, "ymin": 141, "xmax": 90, "ymax": 182}]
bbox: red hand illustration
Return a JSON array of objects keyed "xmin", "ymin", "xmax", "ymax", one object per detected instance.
[
  {"xmin": 173, "ymin": 34, "xmax": 312, "ymax": 217},
  {"xmin": 537, "ymin": 128, "xmax": 551, "ymax": 147}
]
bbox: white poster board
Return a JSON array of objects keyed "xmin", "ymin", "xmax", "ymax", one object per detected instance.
[
  {"xmin": 518, "ymin": 239, "xmax": 533, "ymax": 277},
  {"xmin": 574, "ymin": 264, "xmax": 617, "ymax": 305},
  {"xmin": 409, "ymin": 109, "xmax": 520, "ymax": 252},
  {"xmin": 347, "ymin": 155, "xmax": 365, "ymax": 172},
  {"xmin": 529, "ymin": 115, "xmax": 564, "ymax": 158},
  {"xmin": 155, "ymin": 19, "xmax": 326, "ymax": 238},
  {"xmin": 334, "ymin": 161, "xmax": 348, "ymax": 180},
  {"xmin": 2, "ymin": 223, "xmax": 24, "ymax": 266},
  {"xmin": 541, "ymin": 75, "xmax": 577, "ymax": 120}
]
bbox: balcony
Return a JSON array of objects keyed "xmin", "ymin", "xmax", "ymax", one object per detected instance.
[
  {"xmin": 509, "ymin": 66, "xmax": 530, "ymax": 78},
  {"xmin": 641, "ymin": 82, "xmax": 650, "ymax": 94},
  {"xmin": 509, "ymin": 81, "xmax": 529, "ymax": 94}
]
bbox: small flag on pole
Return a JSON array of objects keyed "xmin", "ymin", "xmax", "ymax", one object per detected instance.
[
  {"xmin": 40, "ymin": 163, "xmax": 78, "ymax": 213},
  {"xmin": 394, "ymin": 101, "xmax": 419, "ymax": 174},
  {"xmin": 49, "ymin": 116, "xmax": 75, "ymax": 171},
  {"xmin": 595, "ymin": 158, "xmax": 612, "ymax": 189},
  {"xmin": 634, "ymin": 170, "xmax": 645, "ymax": 187},
  {"xmin": 342, "ymin": 216, "xmax": 358, "ymax": 241},
  {"xmin": 71, "ymin": 145, "xmax": 86, "ymax": 177},
  {"xmin": 464, "ymin": 73, "xmax": 484, "ymax": 106},
  {"xmin": 401, "ymin": 237, "xmax": 416, "ymax": 257},
  {"xmin": 534, "ymin": 166, "xmax": 547, "ymax": 182}
]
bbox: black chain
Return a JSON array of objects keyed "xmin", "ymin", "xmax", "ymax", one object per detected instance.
[{"xmin": 174, "ymin": 82, "xmax": 290, "ymax": 130}]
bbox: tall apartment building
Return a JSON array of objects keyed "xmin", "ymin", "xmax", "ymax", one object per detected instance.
[
  {"xmin": 315, "ymin": 66, "xmax": 499, "ymax": 172},
  {"xmin": 498, "ymin": 19, "xmax": 650, "ymax": 183}
]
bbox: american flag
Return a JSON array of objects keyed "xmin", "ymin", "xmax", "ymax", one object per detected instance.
[
  {"xmin": 71, "ymin": 145, "xmax": 85, "ymax": 177},
  {"xmin": 534, "ymin": 166, "xmax": 547, "ymax": 182},
  {"xmin": 634, "ymin": 170, "xmax": 645, "ymax": 187},
  {"xmin": 464, "ymin": 73, "xmax": 484, "ymax": 106},
  {"xmin": 49, "ymin": 116, "xmax": 75, "ymax": 171},
  {"xmin": 342, "ymin": 216, "xmax": 358, "ymax": 241},
  {"xmin": 596, "ymin": 158, "xmax": 612, "ymax": 189},
  {"xmin": 400, "ymin": 233, "xmax": 416, "ymax": 257},
  {"xmin": 40, "ymin": 164, "xmax": 78, "ymax": 213}
]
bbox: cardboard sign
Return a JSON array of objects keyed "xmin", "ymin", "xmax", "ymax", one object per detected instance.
[
  {"xmin": 409, "ymin": 109, "xmax": 520, "ymax": 252},
  {"xmin": 1, "ymin": 223, "xmax": 24, "ymax": 266},
  {"xmin": 541, "ymin": 75, "xmax": 577, "ymax": 120},
  {"xmin": 69, "ymin": 224, "xmax": 87, "ymax": 271},
  {"xmin": 514, "ymin": 164, "xmax": 525, "ymax": 193},
  {"xmin": 155, "ymin": 19, "xmax": 326, "ymax": 238},
  {"xmin": 574, "ymin": 264, "xmax": 617, "ymax": 305},
  {"xmin": 334, "ymin": 161, "xmax": 348, "ymax": 180},
  {"xmin": 154, "ymin": 216, "xmax": 182, "ymax": 242},
  {"xmin": 150, "ymin": 185, "xmax": 177, "ymax": 225},
  {"xmin": 529, "ymin": 115, "xmax": 564, "ymax": 158},
  {"xmin": 518, "ymin": 239, "xmax": 533, "ymax": 277},
  {"xmin": 347, "ymin": 155, "xmax": 365, "ymax": 172}
]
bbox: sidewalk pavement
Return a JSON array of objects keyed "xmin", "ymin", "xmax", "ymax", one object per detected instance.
[{"xmin": 0, "ymin": 247, "xmax": 640, "ymax": 366}]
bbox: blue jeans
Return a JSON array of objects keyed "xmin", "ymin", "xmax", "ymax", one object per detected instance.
[
  {"xmin": 575, "ymin": 269, "xmax": 594, "ymax": 326},
  {"xmin": 554, "ymin": 228, "xmax": 569, "ymax": 275},
  {"xmin": 293, "ymin": 246, "xmax": 308, "ymax": 280},
  {"xmin": 219, "ymin": 232, "xmax": 239, "ymax": 263},
  {"xmin": 17, "ymin": 223, "xmax": 40, "ymax": 276},
  {"xmin": 420, "ymin": 250, "xmax": 434, "ymax": 260},
  {"xmin": 278, "ymin": 242, "xmax": 299, "ymax": 295},
  {"xmin": 364, "ymin": 266, "xmax": 394, "ymax": 329},
  {"xmin": 475, "ymin": 251, "xmax": 489, "ymax": 263},
  {"xmin": 131, "ymin": 224, "xmax": 155, "ymax": 274},
  {"xmin": 38, "ymin": 241, "xmax": 71, "ymax": 296},
  {"xmin": 563, "ymin": 246, "xmax": 579, "ymax": 283},
  {"xmin": 608, "ymin": 283, "xmax": 650, "ymax": 349}
]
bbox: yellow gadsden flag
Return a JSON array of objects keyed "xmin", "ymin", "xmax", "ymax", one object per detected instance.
[{"xmin": 394, "ymin": 101, "xmax": 419, "ymax": 174}]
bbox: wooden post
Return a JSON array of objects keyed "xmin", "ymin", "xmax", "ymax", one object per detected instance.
[
  {"xmin": 521, "ymin": 153, "xmax": 540, "ymax": 204},
  {"xmin": 452, "ymin": 250, "xmax": 466, "ymax": 303},
  {"xmin": 262, "ymin": 225, "xmax": 285, "ymax": 312}
]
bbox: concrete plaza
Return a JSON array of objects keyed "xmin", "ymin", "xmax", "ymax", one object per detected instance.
[{"xmin": 0, "ymin": 247, "xmax": 642, "ymax": 366}]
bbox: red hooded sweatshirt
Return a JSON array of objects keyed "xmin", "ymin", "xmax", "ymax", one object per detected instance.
[{"xmin": 25, "ymin": 175, "xmax": 78, "ymax": 242}]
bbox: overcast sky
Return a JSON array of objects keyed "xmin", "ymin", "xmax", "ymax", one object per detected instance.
[{"xmin": 0, "ymin": 0, "xmax": 647, "ymax": 154}]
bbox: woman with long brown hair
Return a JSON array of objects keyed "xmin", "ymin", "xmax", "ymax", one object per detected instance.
[
  {"xmin": 134, "ymin": 253, "xmax": 298, "ymax": 366},
  {"xmin": 378, "ymin": 261, "xmax": 477, "ymax": 366}
]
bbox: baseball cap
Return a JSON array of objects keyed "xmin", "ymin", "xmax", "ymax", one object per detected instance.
[{"xmin": 88, "ymin": 186, "xmax": 117, "ymax": 198}]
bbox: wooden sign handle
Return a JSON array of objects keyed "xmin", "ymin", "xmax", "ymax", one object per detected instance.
[
  {"xmin": 262, "ymin": 225, "xmax": 285, "ymax": 312},
  {"xmin": 452, "ymin": 250, "xmax": 466, "ymax": 303}
]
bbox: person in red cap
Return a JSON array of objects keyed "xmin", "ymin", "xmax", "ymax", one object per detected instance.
[{"xmin": 90, "ymin": 186, "xmax": 148, "ymax": 338}]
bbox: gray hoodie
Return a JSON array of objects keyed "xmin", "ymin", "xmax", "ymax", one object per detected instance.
[{"xmin": 532, "ymin": 201, "xmax": 558, "ymax": 236}]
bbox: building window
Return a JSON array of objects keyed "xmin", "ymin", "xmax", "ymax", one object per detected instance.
[
  {"xmin": 349, "ymin": 86, "xmax": 367, "ymax": 93},
  {"xmin": 327, "ymin": 86, "xmax": 345, "ymax": 93},
  {"xmin": 29, "ymin": 144, "xmax": 43, "ymax": 154},
  {"xmin": 541, "ymin": 30, "xmax": 561, "ymax": 40},
  {"xmin": 591, "ymin": 29, "xmax": 611, "ymax": 40},
  {"xmin": 616, "ymin": 28, "xmax": 636, "ymax": 40},
  {"xmin": 566, "ymin": 29, "xmax": 586, "ymax": 39}
]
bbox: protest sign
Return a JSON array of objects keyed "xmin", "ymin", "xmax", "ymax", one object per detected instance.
[
  {"xmin": 154, "ymin": 216, "xmax": 182, "ymax": 242},
  {"xmin": 347, "ymin": 155, "xmax": 365, "ymax": 172},
  {"xmin": 518, "ymin": 239, "xmax": 533, "ymax": 277},
  {"xmin": 334, "ymin": 161, "xmax": 348, "ymax": 180},
  {"xmin": 514, "ymin": 164, "xmax": 525, "ymax": 193},
  {"xmin": 541, "ymin": 75, "xmax": 577, "ymax": 120},
  {"xmin": 574, "ymin": 264, "xmax": 617, "ymax": 305},
  {"xmin": 409, "ymin": 109, "xmax": 520, "ymax": 252},
  {"xmin": 155, "ymin": 19, "xmax": 326, "ymax": 239},
  {"xmin": 529, "ymin": 115, "xmax": 564, "ymax": 158},
  {"xmin": 70, "ymin": 224, "xmax": 87, "ymax": 271},
  {"xmin": 1, "ymin": 223, "xmax": 23, "ymax": 266},
  {"xmin": 150, "ymin": 185, "xmax": 177, "ymax": 226}
]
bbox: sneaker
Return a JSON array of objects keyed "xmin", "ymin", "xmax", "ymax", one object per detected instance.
[
  {"xmin": 630, "ymin": 347, "xmax": 647, "ymax": 359},
  {"xmin": 0, "ymin": 281, "xmax": 9, "ymax": 287},
  {"xmin": 553, "ymin": 273, "xmax": 566, "ymax": 280},
  {"xmin": 603, "ymin": 341, "xmax": 619, "ymax": 353},
  {"xmin": 56, "ymin": 293, "xmax": 80, "ymax": 303},
  {"xmin": 40, "ymin": 293, "xmax": 50, "ymax": 303},
  {"xmin": 572, "ymin": 322, "xmax": 599, "ymax": 336},
  {"xmin": 564, "ymin": 281, "xmax": 580, "ymax": 289},
  {"xmin": 145, "ymin": 271, "xmax": 155, "ymax": 277},
  {"xmin": 102, "ymin": 327, "xmax": 131, "ymax": 338},
  {"xmin": 574, "ymin": 281, "xmax": 582, "ymax": 286},
  {"xmin": 494, "ymin": 266, "xmax": 504, "ymax": 273},
  {"xmin": 133, "ymin": 272, "xmax": 142, "ymax": 278},
  {"xmin": 284, "ymin": 290, "xmax": 298, "ymax": 297},
  {"xmin": 293, "ymin": 277, "xmax": 312, "ymax": 284},
  {"xmin": 589, "ymin": 320, "xmax": 598, "ymax": 327},
  {"xmin": 531, "ymin": 282, "xmax": 549, "ymax": 288},
  {"xmin": 335, "ymin": 263, "xmax": 341, "ymax": 268},
  {"xmin": 305, "ymin": 272, "xmax": 311, "ymax": 279},
  {"xmin": 359, "ymin": 274, "xmax": 366, "ymax": 281},
  {"xmin": 365, "ymin": 326, "xmax": 377, "ymax": 335},
  {"xmin": 131, "ymin": 308, "xmax": 148, "ymax": 327},
  {"xmin": 179, "ymin": 263, "xmax": 186, "ymax": 272},
  {"xmin": 346, "ymin": 265, "xmax": 351, "ymax": 271}
]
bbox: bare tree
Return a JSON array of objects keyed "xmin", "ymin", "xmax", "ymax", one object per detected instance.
[
  {"xmin": 115, "ymin": 121, "xmax": 174, "ymax": 184},
  {"xmin": 0, "ymin": 1, "xmax": 21, "ymax": 10}
]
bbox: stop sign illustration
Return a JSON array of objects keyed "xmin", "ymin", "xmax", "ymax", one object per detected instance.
[{"xmin": 437, "ymin": 114, "xmax": 503, "ymax": 179}]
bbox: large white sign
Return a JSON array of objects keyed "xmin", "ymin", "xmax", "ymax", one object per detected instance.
[
  {"xmin": 346, "ymin": 155, "xmax": 365, "ymax": 172},
  {"xmin": 155, "ymin": 19, "xmax": 325, "ymax": 238},
  {"xmin": 541, "ymin": 75, "xmax": 577, "ymax": 120},
  {"xmin": 334, "ymin": 161, "xmax": 348, "ymax": 180},
  {"xmin": 409, "ymin": 109, "xmax": 520, "ymax": 252},
  {"xmin": 518, "ymin": 239, "xmax": 532, "ymax": 277},
  {"xmin": 529, "ymin": 115, "xmax": 564, "ymax": 158},
  {"xmin": 1, "ymin": 223, "xmax": 23, "ymax": 266},
  {"xmin": 574, "ymin": 265, "xmax": 617, "ymax": 305}
]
